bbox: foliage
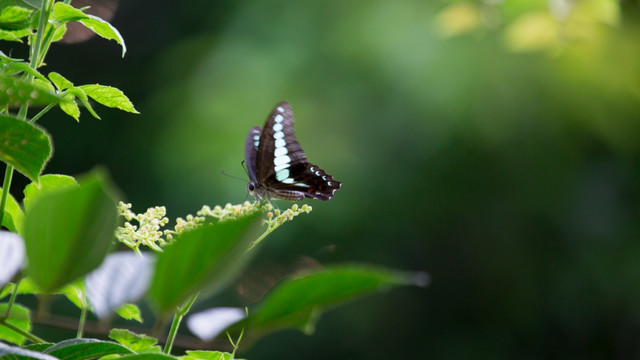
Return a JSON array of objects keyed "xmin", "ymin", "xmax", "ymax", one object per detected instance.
[{"xmin": 0, "ymin": 1, "xmax": 423, "ymax": 359}]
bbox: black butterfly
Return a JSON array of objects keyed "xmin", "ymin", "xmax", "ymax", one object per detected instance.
[{"xmin": 245, "ymin": 101, "xmax": 341, "ymax": 201}]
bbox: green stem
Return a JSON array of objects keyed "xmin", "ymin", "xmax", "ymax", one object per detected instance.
[
  {"xmin": 0, "ymin": 165, "xmax": 14, "ymax": 228},
  {"xmin": 76, "ymin": 290, "xmax": 87, "ymax": 338},
  {"xmin": 163, "ymin": 293, "xmax": 199, "ymax": 355},
  {"xmin": 2, "ymin": 277, "xmax": 22, "ymax": 319},
  {"xmin": 0, "ymin": 318, "xmax": 46, "ymax": 344},
  {"xmin": 247, "ymin": 225, "xmax": 275, "ymax": 251},
  {"xmin": 29, "ymin": 102, "xmax": 56, "ymax": 124}
]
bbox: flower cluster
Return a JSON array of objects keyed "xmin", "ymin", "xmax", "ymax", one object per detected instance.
[{"xmin": 116, "ymin": 201, "xmax": 313, "ymax": 253}]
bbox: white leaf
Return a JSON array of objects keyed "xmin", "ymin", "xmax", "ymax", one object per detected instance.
[
  {"xmin": 0, "ymin": 231, "xmax": 25, "ymax": 286},
  {"xmin": 187, "ymin": 307, "xmax": 246, "ymax": 341},
  {"xmin": 85, "ymin": 251, "xmax": 155, "ymax": 318}
]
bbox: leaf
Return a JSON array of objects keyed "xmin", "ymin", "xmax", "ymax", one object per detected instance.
[
  {"xmin": 0, "ymin": 74, "xmax": 62, "ymax": 107},
  {"xmin": 48, "ymin": 72, "xmax": 74, "ymax": 91},
  {"xmin": 4, "ymin": 62, "xmax": 48, "ymax": 83},
  {"xmin": 108, "ymin": 329, "xmax": 162, "ymax": 354},
  {"xmin": 23, "ymin": 169, "xmax": 120, "ymax": 293},
  {"xmin": 44, "ymin": 339, "xmax": 133, "ymax": 360},
  {"xmin": 150, "ymin": 213, "xmax": 262, "ymax": 315},
  {"xmin": 0, "ymin": 231, "xmax": 25, "ymax": 286},
  {"xmin": 242, "ymin": 265, "xmax": 429, "ymax": 338},
  {"xmin": 85, "ymin": 252, "xmax": 155, "ymax": 319},
  {"xmin": 186, "ymin": 307, "xmax": 245, "ymax": 341},
  {"xmin": 67, "ymin": 87, "xmax": 100, "ymax": 119},
  {"xmin": 0, "ymin": 303, "xmax": 31, "ymax": 345},
  {"xmin": 0, "ymin": 342, "xmax": 57, "ymax": 360},
  {"xmin": 0, "ymin": 6, "xmax": 34, "ymax": 30},
  {"xmin": 0, "ymin": 28, "xmax": 30, "ymax": 42},
  {"xmin": 115, "ymin": 304, "xmax": 143, "ymax": 323},
  {"xmin": 0, "ymin": 186, "xmax": 24, "ymax": 233},
  {"xmin": 23, "ymin": 343, "xmax": 55, "ymax": 352},
  {"xmin": 59, "ymin": 282, "xmax": 84, "ymax": 309},
  {"xmin": 23, "ymin": 174, "xmax": 78, "ymax": 213},
  {"xmin": 52, "ymin": 3, "xmax": 126, "ymax": 57},
  {"xmin": 0, "ymin": 114, "xmax": 52, "ymax": 183},
  {"xmin": 59, "ymin": 95, "xmax": 80, "ymax": 121},
  {"xmin": 78, "ymin": 85, "xmax": 138, "ymax": 114},
  {"xmin": 116, "ymin": 355, "xmax": 176, "ymax": 360},
  {"xmin": 181, "ymin": 351, "xmax": 235, "ymax": 360}
]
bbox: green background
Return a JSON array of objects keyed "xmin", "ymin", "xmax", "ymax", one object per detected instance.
[{"xmin": 4, "ymin": 0, "xmax": 640, "ymax": 358}]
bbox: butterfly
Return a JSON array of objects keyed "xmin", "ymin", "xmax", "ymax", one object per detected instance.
[{"xmin": 245, "ymin": 101, "xmax": 341, "ymax": 202}]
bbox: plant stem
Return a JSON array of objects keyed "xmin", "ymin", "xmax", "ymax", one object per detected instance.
[
  {"xmin": 0, "ymin": 165, "xmax": 14, "ymax": 227},
  {"xmin": 0, "ymin": 318, "xmax": 46, "ymax": 344},
  {"xmin": 163, "ymin": 293, "xmax": 199, "ymax": 355},
  {"xmin": 29, "ymin": 103, "xmax": 56, "ymax": 124},
  {"xmin": 247, "ymin": 225, "xmax": 275, "ymax": 251},
  {"xmin": 76, "ymin": 290, "xmax": 87, "ymax": 338},
  {"xmin": 2, "ymin": 278, "xmax": 22, "ymax": 319}
]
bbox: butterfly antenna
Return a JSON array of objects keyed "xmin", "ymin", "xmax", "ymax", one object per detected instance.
[
  {"xmin": 221, "ymin": 170, "xmax": 247, "ymax": 182},
  {"xmin": 241, "ymin": 160, "xmax": 250, "ymax": 177}
]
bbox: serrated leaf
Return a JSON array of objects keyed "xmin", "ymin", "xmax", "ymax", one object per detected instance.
[
  {"xmin": 0, "ymin": 114, "xmax": 52, "ymax": 183},
  {"xmin": 181, "ymin": 350, "xmax": 234, "ymax": 360},
  {"xmin": 23, "ymin": 169, "xmax": 119, "ymax": 292},
  {"xmin": 23, "ymin": 174, "xmax": 78, "ymax": 213},
  {"xmin": 78, "ymin": 84, "xmax": 137, "ymax": 114},
  {"xmin": 0, "ymin": 342, "xmax": 57, "ymax": 360},
  {"xmin": 52, "ymin": 3, "xmax": 126, "ymax": 57},
  {"xmin": 67, "ymin": 87, "xmax": 100, "ymax": 119},
  {"xmin": 48, "ymin": 72, "xmax": 74, "ymax": 91},
  {"xmin": 186, "ymin": 307, "xmax": 245, "ymax": 341},
  {"xmin": 0, "ymin": 303, "xmax": 31, "ymax": 345},
  {"xmin": 4, "ymin": 62, "xmax": 48, "ymax": 83},
  {"xmin": 0, "ymin": 74, "xmax": 62, "ymax": 107},
  {"xmin": 0, "ymin": 6, "xmax": 34, "ymax": 30},
  {"xmin": 108, "ymin": 329, "xmax": 161, "ymax": 354},
  {"xmin": 0, "ymin": 186, "xmax": 24, "ymax": 233},
  {"xmin": 44, "ymin": 339, "xmax": 133, "ymax": 360},
  {"xmin": 0, "ymin": 231, "xmax": 25, "ymax": 286},
  {"xmin": 85, "ymin": 252, "xmax": 155, "ymax": 319},
  {"xmin": 150, "ymin": 213, "xmax": 262, "ymax": 315},
  {"xmin": 115, "ymin": 304, "xmax": 143, "ymax": 323},
  {"xmin": 242, "ymin": 265, "xmax": 429, "ymax": 338},
  {"xmin": 59, "ymin": 96, "xmax": 80, "ymax": 121}
]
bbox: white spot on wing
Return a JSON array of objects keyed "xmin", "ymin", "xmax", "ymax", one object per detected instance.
[
  {"xmin": 274, "ymin": 131, "xmax": 284, "ymax": 139},
  {"xmin": 282, "ymin": 178, "xmax": 295, "ymax": 184},
  {"xmin": 277, "ymin": 106, "xmax": 284, "ymax": 112},
  {"xmin": 276, "ymin": 169, "xmax": 290, "ymax": 181},
  {"xmin": 275, "ymin": 138, "xmax": 286, "ymax": 148},
  {"xmin": 274, "ymin": 163, "xmax": 289, "ymax": 172},
  {"xmin": 274, "ymin": 114, "xmax": 284, "ymax": 123},
  {"xmin": 274, "ymin": 155, "xmax": 290, "ymax": 166},
  {"xmin": 274, "ymin": 147, "xmax": 288, "ymax": 157},
  {"xmin": 273, "ymin": 123, "xmax": 283, "ymax": 132}
]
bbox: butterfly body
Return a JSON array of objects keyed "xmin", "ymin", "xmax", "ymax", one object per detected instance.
[{"xmin": 245, "ymin": 102, "xmax": 341, "ymax": 202}]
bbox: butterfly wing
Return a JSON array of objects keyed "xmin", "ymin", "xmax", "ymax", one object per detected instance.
[
  {"xmin": 256, "ymin": 101, "xmax": 341, "ymax": 201},
  {"xmin": 244, "ymin": 126, "xmax": 262, "ymax": 183}
]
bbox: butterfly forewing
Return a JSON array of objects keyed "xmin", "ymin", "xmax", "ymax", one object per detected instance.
[{"xmin": 244, "ymin": 126, "xmax": 262, "ymax": 183}]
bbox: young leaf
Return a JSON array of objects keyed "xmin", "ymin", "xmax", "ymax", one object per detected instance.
[
  {"xmin": 78, "ymin": 84, "xmax": 138, "ymax": 113},
  {"xmin": 0, "ymin": 303, "xmax": 31, "ymax": 345},
  {"xmin": 0, "ymin": 231, "xmax": 25, "ymax": 287},
  {"xmin": 242, "ymin": 265, "xmax": 429, "ymax": 337},
  {"xmin": 85, "ymin": 252, "xmax": 155, "ymax": 319},
  {"xmin": 67, "ymin": 87, "xmax": 101, "ymax": 119},
  {"xmin": 150, "ymin": 212, "xmax": 262, "ymax": 315},
  {"xmin": 4, "ymin": 62, "xmax": 48, "ymax": 83},
  {"xmin": 44, "ymin": 339, "xmax": 134, "ymax": 360},
  {"xmin": 0, "ymin": 342, "xmax": 57, "ymax": 360},
  {"xmin": 0, "ymin": 114, "xmax": 52, "ymax": 183},
  {"xmin": 23, "ymin": 169, "xmax": 120, "ymax": 293},
  {"xmin": 109, "ymin": 329, "xmax": 162, "ymax": 354},
  {"xmin": 181, "ymin": 351, "xmax": 235, "ymax": 360},
  {"xmin": 0, "ymin": 74, "xmax": 62, "ymax": 107},
  {"xmin": 0, "ymin": 186, "xmax": 24, "ymax": 233},
  {"xmin": 23, "ymin": 174, "xmax": 78, "ymax": 212},
  {"xmin": 48, "ymin": 71, "xmax": 74, "ymax": 91},
  {"xmin": 59, "ymin": 95, "xmax": 80, "ymax": 121},
  {"xmin": 0, "ymin": 6, "xmax": 34, "ymax": 30},
  {"xmin": 115, "ymin": 304, "xmax": 143, "ymax": 323},
  {"xmin": 186, "ymin": 307, "xmax": 245, "ymax": 341}
]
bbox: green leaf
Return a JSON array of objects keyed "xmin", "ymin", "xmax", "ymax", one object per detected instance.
[
  {"xmin": 0, "ymin": 303, "xmax": 31, "ymax": 345},
  {"xmin": 0, "ymin": 114, "xmax": 52, "ymax": 183},
  {"xmin": 0, "ymin": 74, "xmax": 62, "ymax": 108},
  {"xmin": 0, "ymin": 342, "xmax": 57, "ymax": 360},
  {"xmin": 115, "ymin": 304, "xmax": 143, "ymax": 323},
  {"xmin": 181, "ymin": 350, "xmax": 234, "ymax": 360},
  {"xmin": 59, "ymin": 282, "xmax": 84, "ymax": 309},
  {"xmin": 44, "ymin": 339, "xmax": 133, "ymax": 360},
  {"xmin": 243, "ymin": 265, "xmax": 429, "ymax": 337},
  {"xmin": 48, "ymin": 72, "xmax": 74, "ymax": 91},
  {"xmin": 108, "ymin": 329, "xmax": 162, "ymax": 354},
  {"xmin": 23, "ymin": 174, "xmax": 78, "ymax": 213},
  {"xmin": 150, "ymin": 213, "xmax": 262, "ymax": 315},
  {"xmin": 67, "ymin": 87, "xmax": 100, "ymax": 119},
  {"xmin": 52, "ymin": 3, "xmax": 126, "ymax": 57},
  {"xmin": 0, "ymin": 186, "xmax": 24, "ymax": 233},
  {"xmin": 59, "ymin": 95, "xmax": 80, "ymax": 121},
  {"xmin": 78, "ymin": 84, "xmax": 138, "ymax": 114},
  {"xmin": 116, "ymin": 355, "xmax": 176, "ymax": 360},
  {"xmin": 3, "ymin": 62, "xmax": 48, "ymax": 83},
  {"xmin": 23, "ymin": 169, "xmax": 120, "ymax": 292},
  {"xmin": 23, "ymin": 343, "xmax": 55, "ymax": 352},
  {"xmin": 0, "ymin": 6, "xmax": 34, "ymax": 30},
  {"xmin": 0, "ymin": 28, "xmax": 30, "ymax": 42}
]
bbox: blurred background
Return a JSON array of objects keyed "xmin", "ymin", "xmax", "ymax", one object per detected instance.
[{"xmin": 4, "ymin": 0, "xmax": 640, "ymax": 358}]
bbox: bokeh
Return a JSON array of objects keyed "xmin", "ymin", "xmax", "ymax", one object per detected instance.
[{"xmin": 5, "ymin": 0, "xmax": 640, "ymax": 358}]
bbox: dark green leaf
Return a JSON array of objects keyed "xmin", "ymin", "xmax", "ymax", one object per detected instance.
[
  {"xmin": 0, "ymin": 114, "xmax": 52, "ymax": 183},
  {"xmin": 0, "ymin": 342, "xmax": 57, "ymax": 360},
  {"xmin": 0, "ymin": 74, "xmax": 62, "ymax": 107},
  {"xmin": 23, "ymin": 343, "xmax": 54, "ymax": 352},
  {"xmin": 44, "ymin": 339, "xmax": 133, "ymax": 360},
  {"xmin": 23, "ymin": 169, "xmax": 120, "ymax": 292},
  {"xmin": 0, "ymin": 303, "xmax": 31, "ymax": 345},
  {"xmin": 78, "ymin": 85, "xmax": 137, "ymax": 114},
  {"xmin": 243, "ymin": 265, "xmax": 429, "ymax": 337},
  {"xmin": 108, "ymin": 329, "xmax": 161, "ymax": 354},
  {"xmin": 150, "ymin": 213, "xmax": 262, "ymax": 315},
  {"xmin": 23, "ymin": 174, "xmax": 78, "ymax": 213}
]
